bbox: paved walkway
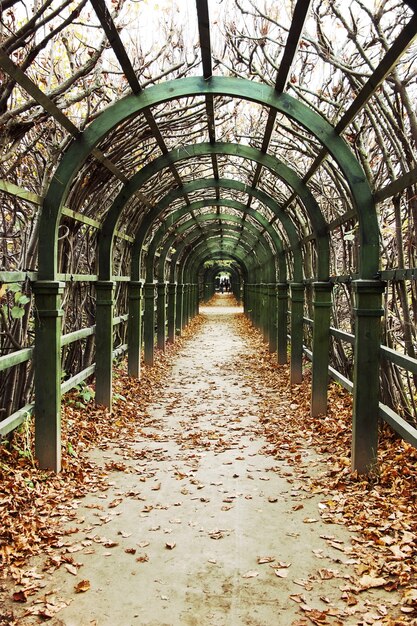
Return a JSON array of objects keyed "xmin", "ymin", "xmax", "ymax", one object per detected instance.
[{"xmin": 4, "ymin": 296, "xmax": 397, "ymax": 625}]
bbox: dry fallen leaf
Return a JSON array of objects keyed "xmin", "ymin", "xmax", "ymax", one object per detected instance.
[
  {"xmin": 12, "ymin": 590, "xmax": 27, "ymax": 603},
  {"xmin": 165, "ymin": 541, "xmax": 176, "ymax": 550},
  {"xmin": 257, "ymin": 556, "xmax": 275, "ymax": 564},
  {"xmin": 359, "ymin": 574, "xmax": 387, "ymax": 590},
  {"xmin": 242, "ymin": 570, "xmax": 259, "ymax": 579},
  {"xmin": 74, "ymin": 579, "xmax": 90, "ymax": 593},
  {"xmin": 274, "ymin": 568, "xmax": 289, "ymax": 578},
  {"xmin": 108, "ymin": 498, "xmax": 123, "ymax": 508},
  {"xmin": 64, "ymin": 564, "xmax": 78, "ymax": 576}
]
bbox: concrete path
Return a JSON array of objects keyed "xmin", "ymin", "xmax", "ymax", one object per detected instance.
[{"xmin": 3, "ymin": 296, "xmax": 397, "ymax": 625}]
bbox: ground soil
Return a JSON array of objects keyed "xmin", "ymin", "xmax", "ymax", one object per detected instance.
[{"xmin": 0, "ymin": 295, "xmax": 411, "ymax": 625}]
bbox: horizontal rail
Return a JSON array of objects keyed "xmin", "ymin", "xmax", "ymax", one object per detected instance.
[
  {"xmin": 0, "ymin": 347, "xmax": 33, "ymax": 372},
  {"xmin": 61, "ymin": 326, "xmax": 96, "ymax": 347},
  {"xmin": 303, "ymin": 345, "xmax": 417, "ymax": 445},
  {"xmin": 0, "ymin": 403, "xmax": 34, "ymax": 436},
  {"xmin": 114, "ymin": 314, "xmax": 129, "ymax": 325},
  {"xmin": 0, "ymin": 272, "xmax": 132, "ymax": 283},
  {"xmin": 381, "ymin": 345, "xmax": 417, "ymax": 375},
  {"xmin": 0, "ymin": 344, "xmax": 129, "ymax": 436},
  {"xmin": 61, "ymin": 364, "xmax": 96, "ymax": 394},
  {"xmin": 379, "ymin": 403, "xmax": 417, "ymax": 447}
]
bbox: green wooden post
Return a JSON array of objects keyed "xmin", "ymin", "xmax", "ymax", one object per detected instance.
[
  {"xmin": 33, "ymin": 280, "xmax": 64, "ymax": 471},
  {"xmin": 176, "ymin": 283, "xmax": 184, "ymax": 336},
  {"xmin": 268, "ymin": 283, "xmax": 278, "ymax": 353},
  {"xmin": 157, "ymin": 282, "xmax": 167, "ymax": 351},
  {"xmin": 167, "ymin": 282, "xmax": 177, "ymax": 343},
  {"xmin": 194, "ymin": 284, "xmax": 199, "ymax": 316},
  {"xmin": 128, "ymin": 280, "xmax": 143, "ymax": 377},
  {"xmin": 244, "ymin": 284, "xmax": 249, "ymax": 317},
  {"xmin": 184, "ymin": 284, "xmax": 190, "ymax": 327},
  {"xmin": 254, "ymin": 284, "xmax": 260, "ymax": 329},
  {"xmin": 311, "ymin": 282, "xmax": 332, "ymax": 416},
  {"xmin": 351, "ymin": 279, "xmax": 385, "ymax": 474},
  {"xmin": 290, "ymin": 282, "xmax": 304, "ymax": 384},
  {"xmin": 95, "ymin": 280, "xmax": 115, "ymax": 410},
  {"xmin": 277, "ymin": 283, "xmax": 288, "ymax": 365},
  {"xmin": 144, "ymin": 282, "xmax": 156, "ymax": 365},
  {"xmin": 262, "ymin": 283, "xmax": 269, "ymax": 343}
]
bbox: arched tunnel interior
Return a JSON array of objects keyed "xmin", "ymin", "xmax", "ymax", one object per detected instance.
[
  {"xmin": 2, "ymin": 2, "xmax": 417, "ymax": 621},
  {"xmin": 1, "ymin": 1, "xmax": 417, "ymax": 476}
]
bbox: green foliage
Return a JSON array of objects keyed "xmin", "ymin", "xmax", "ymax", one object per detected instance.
[{"xmin": 3, "ymin": 283, "xmax": 31, "ymax": 319}]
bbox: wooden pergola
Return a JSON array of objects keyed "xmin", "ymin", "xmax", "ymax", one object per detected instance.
[{"xmin": 1, "ymin": 0, "xmax": 417, "ymax": 472}]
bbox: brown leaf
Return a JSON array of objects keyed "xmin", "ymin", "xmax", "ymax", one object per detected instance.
[
  {"xmin": 74, "ymin": 579, "xmax": 90, "ymax": 593},
  {"xmin": 64, "ymin": 564, "xmax": 78, "ymax": 576},
  {"xmin": 165, "ymin": 541, "xmax": 176, "ymax": 550},
  {"xmin": 108, "ymin": 498, "xmax": 123, "ymax": 508},
  {"xmin": 358, "ymin": 574, "xmax": 387, "ymax": 590},
  {"xmin": 257, "ymin": 556, "xmax": 275, "ymax": 564},
  {"xmin": 12, "ymin": 590, "xmax": 27, "ymax": 603}
]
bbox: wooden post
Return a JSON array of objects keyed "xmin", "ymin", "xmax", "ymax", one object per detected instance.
[
  {"xmin": 128, "ymin": 280, "xmax": 143, "ymax": 377},
  {"xmin": 351, "ymin": 279, "xmax": 385, "ymax": 473},
  {"xmin": 95, "ymin": 280, "xmax": 115, "ymax": 410},
  {"xmin": 157, "ymin": 282, "xmax": 167, "ymax": 350},
  {"xmin": 33, "ymin": 280, "xmax": 64, "ymax": 471},
  {"xmin": 277, "ymin": 283, "xmax": 288, "ymax": 365},
  {"xmin": 311, "ymin": 281, "xmax": 332, "ymax": 416},
  {"xmin": 144, "ymin": 282, "xmax": 156, "ymax": 365},
  {"xmin": 268, "ymin": 283, "xmax": 278, "ymax": 353},
  {"xmin": 290, "ymin": 282, "xmax": 304, "ymax": 384},
  {"xmin": 167, "ymin": 282, "xmax": 177, "ymax": 343},
  {"xmin": 176, "ymin": 283, "xmax": 184, "ymax": 336}
]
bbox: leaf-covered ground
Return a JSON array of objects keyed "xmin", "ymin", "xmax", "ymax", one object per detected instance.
[{"xmin": 0, "ymin": 297, "xmax": 416, "ymax": 624}]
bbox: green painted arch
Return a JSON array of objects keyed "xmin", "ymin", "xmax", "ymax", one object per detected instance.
[
  {"xmin": 147, "ymin": 214, "xmax": 273, "ymax": 282},
  {"xmin": 104, "ymin": 144, "xmax": 326, "ymax": 281},
  {"xmin": 132, "ymin": 177, "xmax": 308, "ymax": 282},
  {"xmin": 180, "ymin": 235, "xmax": 268, "ymax": 284},
  {"xmin": 173, "ymin": 226, "xmax": 270, "ymax": 282},
  {"xmin": 204, "ymin": 264, "xmax": 241, "ymax": 284},
  {"xmin": 195, "ymin": 253, "xmax": 249, "ymax": 284},
  {"xmin": 151, "ymin": 216, "xmax": 274, "ymax": 283},
  {"xmin": 130, "ymin": 176, "xmax": 319, "ymax": 281},
  {"xmin": 182, "ymin": 244, "xmax": 254, "ymax": 285},
  {"xmin": 160, "ymin": 231, "xmax": 252, "ymax": 284},
  {"xmin": 145, "ymin": 206, "xmax": 283, "ymax": 282},
  {"xmin": 40, "ymin": 75, "xmax": 375, "ymax": 280},
  {"xmin": 173, "ymin": 234, "xmax": 260, "ymax": 283}
]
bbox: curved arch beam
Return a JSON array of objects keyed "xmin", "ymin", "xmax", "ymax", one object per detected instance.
[
  {"xmin": 41, "ymin": 76, "xmax": 375, "ymax": 280},
  {"xmin": 133, "ymin": 176, "xmax": 315, "ymax": 282},
  {"xmin": 106, "ymin": 144, "xmax": 325, "ymax": 283},
  {"xmin": 180, "ymin": 237, "xmax": 265, "ymax": 284},
  {"xmin": 175, "ymin": 234, "xmax": 258, "ymax": 284},
  {"xmin": 145, "ymin": 208, "xmax": 280, "ymax": 282},
  {"xmin": 172, "ymin": 227, "xmax": 270, "ymax": 283}
]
